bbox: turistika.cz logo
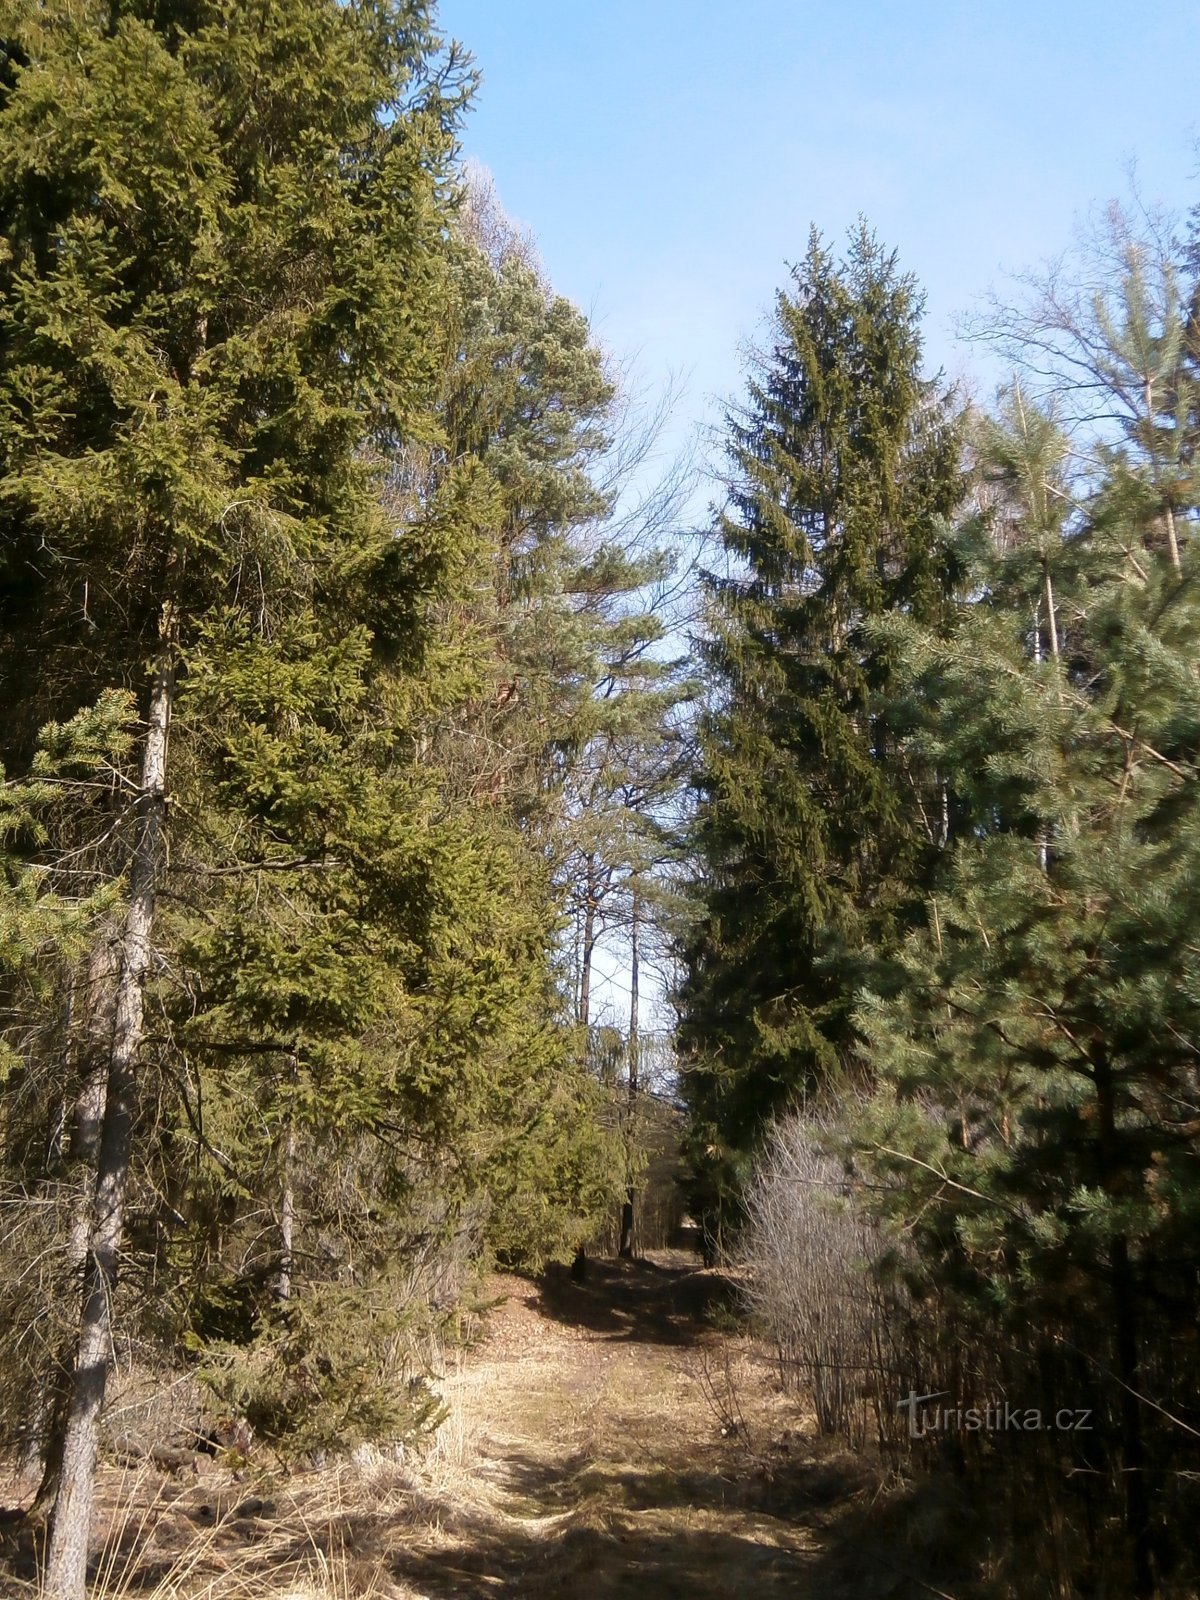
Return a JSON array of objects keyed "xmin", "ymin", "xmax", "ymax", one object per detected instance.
[{"xmin": 897, "ymin": 1390, "xmax": 1094, "ymax": 1438}]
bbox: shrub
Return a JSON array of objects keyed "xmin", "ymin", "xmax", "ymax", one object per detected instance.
[{"xmin": 740, "ymin": 1111, "xmax": 913, "ymax": 1450}]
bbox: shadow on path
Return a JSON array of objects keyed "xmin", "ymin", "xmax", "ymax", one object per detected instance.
[
  {"xmin": 0, "ymin": 1252, "xmax": 981, "ymax": 1599},
  {"xmin": 373, "ymin": 1456, "xmax": 974, "ymax": 1600},
  {"xmin": 535, "ymin": 1253, "xmax": 740, "ymax": 1347}
]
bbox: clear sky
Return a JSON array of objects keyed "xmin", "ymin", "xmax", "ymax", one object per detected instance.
[{"xmin": 436, "ymin": 1, "xmax": 1198, "ymax": 450}]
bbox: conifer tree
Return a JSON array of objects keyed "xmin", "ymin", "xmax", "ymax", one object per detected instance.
[
  {"xmin": 678, "ymin": 226, "xmax": 964, "ymax": 1246},
  {"xmin": 146, "ymin": 174, "xmax": 643, "ymax": 1425},
  {"xmin": 852, "ymin": 385, "xmax": 1200, "ymax": 1594},
  {"xmin": 0, "ymin": 3, "xmax": 466, "ymax": 1591},
  {"xmin": 977, "ymin": 202, "xmax": 1199, "ymax": 570},
  {"xmin": 405, "ymin": 179, "xmax": 696, "ymax": 1250},
  {"xmin": 426, "ymin": 181, "xmax": 684, "ymax": 861}
]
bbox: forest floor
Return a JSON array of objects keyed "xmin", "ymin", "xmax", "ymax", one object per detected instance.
[{"xmin": 0, "ymin": 1250, "xmax": 976, "ymax": 1598}]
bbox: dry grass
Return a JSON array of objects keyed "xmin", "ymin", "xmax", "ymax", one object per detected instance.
[
  {"xmin": 1, "ymin": 1253, "xmax": 980, "ymax": 1599},
  {"xmin": 3, "ymin": 1455, "xmax": 436, "ymax": 1600}
]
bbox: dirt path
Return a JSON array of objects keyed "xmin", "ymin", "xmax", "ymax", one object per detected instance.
[
  {"xmin": 0, "ymin": 1251, "xmax": 964, "ymax": 1598},
  {"xmin": 390, "ymin": 1252, "xmax": 896, "ymax": 1599}
]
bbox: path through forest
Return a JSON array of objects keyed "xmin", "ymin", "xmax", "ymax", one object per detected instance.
[
  {"xmin": 390, "ymin": 1252, "xmax": 962, "ymax": 1599},
  {"xmin": 0, "ymin": 1252, "xmax": 967, "ymax": 1598}
]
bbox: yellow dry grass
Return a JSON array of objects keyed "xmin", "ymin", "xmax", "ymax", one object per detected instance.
[{"xmin": 1, "ymin": 1252, "xmax": 974, "ymax": 1599}]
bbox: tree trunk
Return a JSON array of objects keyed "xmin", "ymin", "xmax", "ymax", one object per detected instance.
[
  {"xmin": 618, "ymin": 891, "xmax": 640, "ymax": 1259},
  {"xmin": 277, "ymin": 1163, "xmax": 295, "ymax": 1303},
  {"xmin": 276, "ymin": 1066, "xmax": 298, "ymax": 1303},
  {"xmin": 574, "ymin": 861, "xmax": 600, "ymax": 1283},
  {"xmin": 43, "ymin": 639, "xmax": 174, "ymax": 1600},
  {"xmin": 31, "ymin": 942, "xmax": 116, "ymax": 1502},
  {"xmin": 577, "ymin": 854, "xmax": 597, "ymax": 1028},
  {"xmin": 1094, "ymin": 1045, "xmax": 1153, "ymax": 1598},
  {"xmin": 1144, "ymin": 376, "xmax": 1182, "ymax": 574},
  {"xmin": 1042, "ymin": 561, "xmax": 1059, "ymax": 660},
  {"xmin": 24, "ymin": 947, "xmax": 113, "ymax": 1484},
  {"xmin": 1163, "ymin": 502, "xmax": 1181, "ymax": 574},
  {"xmin": 1031, "ymin": 600, "xmax": 1050, "ymax": 874}
]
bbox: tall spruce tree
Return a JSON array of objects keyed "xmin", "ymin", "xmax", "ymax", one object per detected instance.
[
  {"xmin": 0, "ymin": 3, "xmax": 467, "ymax": 1592},
  {"xmin": 678, "ymin": 226, "xmax": 964, "ymax": 1246}
]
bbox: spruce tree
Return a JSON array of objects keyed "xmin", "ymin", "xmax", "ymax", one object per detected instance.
[
  {"xmin": 148, "ymin": 177, "xmax": 644, "ymax": 1417},
  {"xmin": 678, "ymin": 226, "xmax": 964, "ymax": 1246},
  {"xmin": 0, "ymin": 3, "xmax": 465, "ymax": 1591}
]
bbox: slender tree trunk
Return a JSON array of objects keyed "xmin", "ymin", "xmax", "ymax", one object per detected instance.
[
  {"xmin": 1031, "ymin": 600, "xmax": 1051, "ymax": 874},
  {"xmin": 276, "ymin": 1060, "xmax": 298, "ymax": 1303},
  {"xmin": 1094, "ymin": 1045, "xmax": 1153, "ymax": 1598},
  {"xmin": 30, "ymin": 927, "xmax": 121, "ymax": 1503},
  {"xmin": 577, "ymin": 854, "xmax": 597, "ymax": 1028},
  {"xmin": 277, "ymin": 1160, "xmax": 295, "ymax": 1303},
  {"xmin": 44, "ymin": 638, "xmax": 175, "ymax": 1600},
  {"xmin": 1042, "ymin": 561, "xmax": 1059, "ymax": 660},
  {"xmin": 21, "ymin": 984, "xmax": 73, "ymax": 1480},
  {"xmin": 618, "ymin": 892, "xmax": 640, "ymax": 1259},
  {"xmin": 572, "ymin": 862, "xmax": 598, "ymax": 1283},
  {"xmin": 1163, "ymin": 502, "xmax": 1181, "ymax": 574},
  {"xmin": 32, "ymin": 1009, "xmax": 112, "ymax": 1499},
  {"xmin": 1144, "ymin": 377, "xmax": 1182, "ymax": 574},
  {"xmin": 61, "ymin": 932, "xmax": 121, "ymax": 1295}
]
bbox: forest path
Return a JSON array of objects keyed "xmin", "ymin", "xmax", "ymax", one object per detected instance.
[
  {"xmin": 392, "ymin": 1251, "xmax": 914, "ymax": 1600},
  {"xmin": 0, "ymin": 1252, "xmax": 957, "ymax": 1599}
]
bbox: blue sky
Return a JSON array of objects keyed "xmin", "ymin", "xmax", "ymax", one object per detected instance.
[{"xmin": 437, "ymin": 1, "xmax": 1198, "ymax": 451}]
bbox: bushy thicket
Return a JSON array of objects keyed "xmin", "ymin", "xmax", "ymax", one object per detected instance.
[{"xmin": 740, "ymin": 1112, "xmax": 915, "ymax": 1451}]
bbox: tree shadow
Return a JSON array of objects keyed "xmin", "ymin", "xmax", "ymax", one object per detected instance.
[
  {"xmin": 0, "ymin": 1508, "xmax": 41, "ymax": 1589},
  {"xmin": 0, "ymin": 1447, "xmax": 984, "ymax": 1600},
  {"xmin": 371, "ymin": 1451, "xmax": 978, "ymax": 1600},
  {"xmin": 492, "ymin": 1442, "xmax": 870, "ymax": 1522},
  {"xmin": 535, "ymin": 1254, "xmax": 741, "ymax": 1347}
]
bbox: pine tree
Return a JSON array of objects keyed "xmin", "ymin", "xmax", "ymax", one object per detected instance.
[
  {"xmin": 851, "ymin": 387, "xmax": 1200, "ymax": 1594},
  {"xmin": 977, "ymin": 201, "xmax": 1199, "ymax": 571},
  {"xmin": 678, "ymin": 226, "xmax": 964, "ymax": 1247}
]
